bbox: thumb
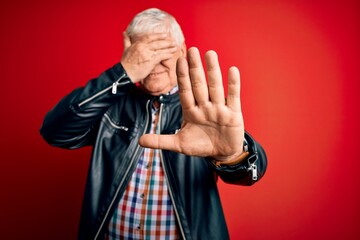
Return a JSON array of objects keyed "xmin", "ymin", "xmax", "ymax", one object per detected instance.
[
  {"xmin": 123, "ymin": 31, "xmax": 131, "ymax": 49},
  {"xmin": 139, "ymin": 134, "xmax": 179, "ymax": 152}
]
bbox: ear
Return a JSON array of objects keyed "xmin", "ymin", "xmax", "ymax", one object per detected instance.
[
  {"xmin": 180, "ymin": 42, "xmax": 187, "ymax": 57},
  {"xmin": 123, "ymin": 31, "xmax": 131, "ymax": 50}
]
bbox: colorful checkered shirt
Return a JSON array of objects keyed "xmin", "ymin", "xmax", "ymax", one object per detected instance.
[{"xmin": 105, "ymin": 90, "xmax": 179, "ymax": 239}]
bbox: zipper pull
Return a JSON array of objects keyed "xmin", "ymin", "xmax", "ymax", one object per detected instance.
[
  {"xmin": 112, "ymin": 82, "xmax": 117, "ymax": 94},
  {"xmin": 248, "ymin": 163, "xmax": 258, "ymax": 181},
  {"xmin": 112, "ymin": 73, "xmax": 128, "ymax": 94}
]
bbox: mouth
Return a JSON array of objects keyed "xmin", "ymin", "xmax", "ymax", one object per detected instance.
[{"xmin": 148, "ymin": 71, "xmax": 166, "ymax": 77}]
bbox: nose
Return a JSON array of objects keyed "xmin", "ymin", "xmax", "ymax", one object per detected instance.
[{"xmin": 151, "ymin": 64, "xmax": 164, "ymax": 73}]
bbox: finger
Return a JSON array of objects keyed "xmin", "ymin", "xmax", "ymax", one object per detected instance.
[
  {"xmin": 123, "ymin": 32, "xmax": 131, "ymax": 49},
  {"xmin": 152, "ymin": 46, "xmax": 178, "ymax": 63},
  {"xmin": 149, "ymin": 39, "xmax": 177, "ymax": 51},
  {"xmin": 205, "ymin": 50, "xmax": 225, "ymax": 104},
  {"xmin": 134, "ymin": 33, "xmax": 170, "ymax": 45},
  {"xmin": 177, "ymin": 56, "xmax": 196, "ymax": 109},
  {"xmin": 226, "ymin": 66, "xmax": 241, "ymax": 112},
  {"xmin": 138, "ymin": 134, "xmax": 180, "ymax": 152},
  {"xmin": 187, "ymin": 47, "xmax": 209, "ymax": 105}
]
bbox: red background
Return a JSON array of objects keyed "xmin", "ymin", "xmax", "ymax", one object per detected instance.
[{"xmin": 1, "ymin": 0, "xmax": 359, "ymax": 239}]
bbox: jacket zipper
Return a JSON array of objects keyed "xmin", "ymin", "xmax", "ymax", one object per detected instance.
[
  {"xmin": 93, "ymin": 100, "xmax": 151, "ymax": 240},
  {"xmin": 104, "ymin": 113, "xmax": 129, "ymax": 131},
  {"xmin": 247, "ymin": 154, "xmax": 259, "ymax": 181},
  {"xmin": 158, "ymin": 103, "xmax": 187, "ymax": 240},
  {"xmin": 247, "ymin": 162, "xmax": 258, "ymax": 181},
  {"xmin": 78, "ymin": 73, "xmax": 127, "ymax": 108},
  {"xmin": 243, "ymin": 138, "xmax": 259, "ymax": 181}
]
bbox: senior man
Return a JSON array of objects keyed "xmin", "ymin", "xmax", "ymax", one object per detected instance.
[{"xmin": 41, "ymin": 8, "xmax": 267, "ymax": 240}]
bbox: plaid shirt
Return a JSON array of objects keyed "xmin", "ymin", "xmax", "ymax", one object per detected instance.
[{"xmin": 106, "ymin": 89, "xmax": 179, "ymax": 239}]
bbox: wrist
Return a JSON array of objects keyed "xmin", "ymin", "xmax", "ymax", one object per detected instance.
[
  {"xmin": 213, "ymin": 151, "xmax": 250, "ymax": 167},
  {"xmin": 120, "ymin": 61, "xmax": 136, "ymax": 83}
]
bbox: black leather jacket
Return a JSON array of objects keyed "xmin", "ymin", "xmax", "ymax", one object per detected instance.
[{"xmin": 40, "ymin": 63, "xmax": 267, "ymax": 240}]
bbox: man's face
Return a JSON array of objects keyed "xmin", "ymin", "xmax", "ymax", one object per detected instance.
[{"xmin": 132, "ymin": 34, "xmax": 186, "ymax": 96}]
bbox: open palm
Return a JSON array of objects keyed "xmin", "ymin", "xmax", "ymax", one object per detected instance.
[{"xmin": 139, "ymin": 47, "xmax": 245, "ymax": 161}]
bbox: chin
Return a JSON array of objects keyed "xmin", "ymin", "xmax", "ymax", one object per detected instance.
[
  {"xmin": 140, "ymin": 84, "xmax": 168, "ymax": 96},
  {"xmin": 141, "ymin": 75, "xmax": 176, "ymax": 96}
]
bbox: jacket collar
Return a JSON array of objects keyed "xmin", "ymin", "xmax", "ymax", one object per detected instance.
[{"xmin": 134, "ymin": 85, "xmax": 180, "ymax": 105}]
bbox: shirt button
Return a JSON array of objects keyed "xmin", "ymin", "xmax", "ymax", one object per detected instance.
[{"xmin": 140, "ymin": 193, "xmax": 145, "ymax": 199}]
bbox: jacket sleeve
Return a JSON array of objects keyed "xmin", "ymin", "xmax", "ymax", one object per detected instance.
[
  {"xmin": 209, "ymin": 132, "xmax": 267, "ymax": 186},
  {"xmin": 40, "ymin": 63, "xmax": 135, "ymax": 149}
]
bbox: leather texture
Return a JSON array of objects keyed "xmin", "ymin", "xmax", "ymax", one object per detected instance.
[{"xmin": 40, "ymin": 63, "xmax": 267, "ymax": 240}]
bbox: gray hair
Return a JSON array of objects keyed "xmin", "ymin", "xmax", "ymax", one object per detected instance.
[{"xmin": 126, "ymin": 8, "xmax": 185, "ymax": 46}]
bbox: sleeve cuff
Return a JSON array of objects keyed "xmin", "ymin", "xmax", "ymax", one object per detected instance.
[{"xmin": 212, "ymin": 151, "xmax": 250, "ymax": 167}]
